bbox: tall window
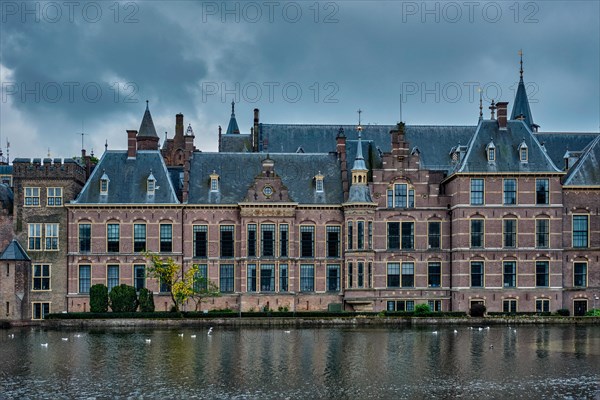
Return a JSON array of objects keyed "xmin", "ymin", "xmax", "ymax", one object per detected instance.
[
  {"xmin": 107, "ymin": 224, "xmax": 120, "ymax": 253},
  {"xmin": 503, "ymin": 261, "xmax": 516, "ymax": 288},
  {"xmin": 160, "ymin": 224, "xmax": 172, "ymax": 252},
  {"xmin": 368, "ymin": 221, "xmax": 373, "ymax": 249},
  {"xmin": 470, "ymin": 219, "xmax": 484, "ymax": 248},
  {"xmin": 107, "ymin": 265, "xmax": 119, "ymax": 292},
  {"xmin": 326, "ymin": 226, "xmax": 340, "ymax": 258},
  {"xmin": 470, "ymin": 179, "xmax": 484, "ymax": 205},
  {"xmin": 357, "ymin": 262, "xmax": 364, "ymax": 288},
  {"xmin": 388, "ymin": 183, "xmax": 415, "ymax": 208},
  {"xmin": 261, "ymin": 224, "xmax": 275, "ymax": 257},
  {"xmin": 347, "ymin": 262, "xmax": 353, "ymax": 288},
  {"xmin": 193, "ymin": 225, "xmax": 208, "ymax": 258},
  {"xmin": 536, "ymin": 219, "xmax": 549, "ymax": 248},
  {"xmin": 79, "ymin": 224, "xmax": 91, "ymax": 253},
  {"xmin": 134, "ymin": 265, "xmax": 145, "ymax": 291},
  {"xmin": 32, "ymin": 264, "xmax": 50, "ymax": 291},
  {"xmin": 428, "ymin": 300, "xmax": 442, "ymax": 312},
  {"xmin": 28, "ymin": 223, "xmax": 42, "ymax": 250},
  {"xmin": 279, "ymin": 225, "xmax": 288, "ymax": 257},
  {"xmin": 503, "ymin": 299, "xmax": 517, "ymax": 313},
  {"xmin": 279, "ymin": 264, "xmax": 288, "ymax": 292},
  {"xmin": 32, "ymin": 302, "xmax": 50, "ymax": 320},
  {"xmin": 574, "ymin": 262, "xmax": 587, "ymax": 287},
  {"xmin": 247, "ymin": 224, "xmax": 257, "ymax": 257},
  {"xmin": 159, "ymin": 278, "xmax": 171, "ymax": 293},
  {"xmin": 219, "ymin": 264, "xmax": 234, "ymax": 292},
  {"xmin": 536, "ymin": 299, "xmax": 550, "ymax": 313},
  {"xmin": 401, "ymin": 262, "xmax": 414, "ymax": 287},
  {"xmin": 470, "ymin": 262, "xmax": 484, "ymax": 287},
  {"xmin": 24, "ymin": 187, "xmax": 40, "ymax": 206},
  {"xmin": 573, "ymin": 215, "xmax": 589, "ymax": 248},
  {"xmin": 45, "ymin": 223, "xmax": 59, "ymax": 250},
  {"xmin": 368, "ymin": 262, "xmax": 372, "ymax": 288},
  {"xmin": 357, "ymin": 221, "xmax": 364, "ymax": 249},
  {"xmin": 134, "ymin": 224, "xmax": 146, "ymax": 252},
  {"xmin": 220, "ymin": 226, "xmax": 234, "ymax": 258},
  {"xmin": 300, "ymin": 226, "xmax": 314, "ymax": 258},
  {"xmin": 347, "ymin": 221, "xmax": 353, "ymax": 250},
  {"xmin": 194, "ymin": 264, "xmax": 208, "ymax": 292},
  {"xmin": 503, "ymin": 179, "xmax": 516, "ymax": 205},
  {"xmin": 247, "ymin": 264, "xmax": 257, "ymax": 292},
  {"xmin": 47, "ymin": 187, "xmax": 63, "ymax": 206},
  {"xmin": 260, "ymin": 264, "xmax": 275, "ymax": 292},
  {"xmin": 387, "ymin": 263, "xmax": 400, "ymax": 287},
  {"xmin": 536, "ymin": 179, "xmax": 549, "ymax": 205},
  {"xmin": 300, "ymin": 264, "xmax": 314, "ymax": 292},
  {"xmin": 327, "ymin": 265, "xmax": 340, "ymax": 292},
  {"xmin": 428, "ymin": 262, "xmax": 441, "ymax": 287},
  {"xmin": 536, "ymin": 261, "xmax": 549, "ymax": 287},
  {"xmin": 428, "ymin": 221, "xmax": 441, "ymax": 249},
  {"xmin": 388, "ymin": 222, "xmax": 400, "ymax": 250},
  {"xmin": 503, "ymin": 219, "xmax": 517, "ymax": 248},
  {"xmin": 79, "ymin": 265, "xmax": 91, "ymax": 293},
  {"xmin": 401, "ymin": 222, "xmax": 414, "ymax": 249}
]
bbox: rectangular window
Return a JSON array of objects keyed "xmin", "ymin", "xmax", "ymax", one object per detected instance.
[
  {"xmin": 536, "ymin": 219, "xmax": 549, "ymax": 248},
  {"xmin": 326, "ymin": 226, "xmax": 340, "ymax": 258},
  {"xmin": 387, "ymin": 300, "xmax": 415, "ymax": 312},
  {"xmin": 387, "ymin": 222, "xmax": 400, "ymax": 250},
  {"xmin": 368, "ymin": 221, "xmax": 373, "ymax": 249},
  {"xmin": 503, "ymin": 219, "xmax": 517, "ymax": 248},
  {"xmin": 32, "ymin": 302, "xmax": 50, "ymax": 320},
  {"xmin": 47, "ymin": 187, "xmax": 62, "ymax": 206},
  {"xmin": 470, "ymin": 179, "xmax": 484, "ymax": 205},
  {"xmin": 32, "ymin": 264, "xmax": 50, "ymax": 291},
  {"xmin": 357, "ymin": 221, "xmax": 364, "ymax": 249},
  {"xmin": 470, "ymin": 219, "xmax": 484, "ymax": 248},
  {"xmin": 503, "ymin": 299, "xmax": 517, "ymax": 313},
  {"xmin": 347, "ymin": 221, "xmax": 353, "ymax": 250},
  {"xmin": 247, "ymin": 224, "xmax": 257, "ymax": 257},
  {"xmin": 107, "ymin": 224, "xmax": 120, "ymax": 253},
  {"xmin": 503, "ymin": 179, "xmax": 517, "ymax": 205},
  {"xmin": 194, "ymin": 264, "xmax": 208, "ymax": 292},
  {"xmin": 503, "ymin": 261, "xmax": 516, "ymax": 288},
  {"xmin": 219, "ymin": 264, "xmax": 234, "ymax": 293},
  {"xmin": 574, "ymin": 262, "xmax": 587, "ymax": 287},
  {"xmin": 428, "ymin": 300, "xmax": 442, "ymax": 312},
  {"xmin": 470, "ymin": 261, "xmax": 484, "ymax": 287},
  {"xmin": 28, "ymin": 223, "xmax": 42, "ymax": 251},
  {"xmin": 79, "ymin": 224, "xmax": 91, "ymax": 253},
  {"xmin": 247, "ymin": 264, "xmax": 256, "ymax": 292},
  {"xmin": 300, "ymin": 226, "xmax": 314, "ymax": 258},
  {"xmin": 409, "ymin": 190, "xmax": 415, "ymax": 208},
  {"xmin": 387, "ymin": 189, "xmax": 393, "ymax": 208},
  {"xmin": 134, "ymin": 224, "xmax": 146, "ymax": 253},
  {"xmin": 428, "ymin": 262, "xmax": 441, "ymax": 288},
  {"xmin": 536, "ymin": 299, "xmax": 550, "ymax": 313},
  {"xmin": 261, "ymin": 224, "xmax": 275, "ymax": 257},
  {"xmin": 367, "ymin": 262, "xmax": 372, "ymax": 288},
  {"xmin": 279, "ymin": 264, "xmax": 288, "ymax": 292},
  {"xmin": 279, "ymin": 225, "xmax": 288, "ymax": 258},
  {"xmin": 107, "ymin": 265, "xmax": 119, "ymax": 292},
  {"xmin": 357, "ymin": 262, "xmax": 364, "ymax": 288},
  {"xmin": 573, "ymin": 215, "xmax": 589, "ymax": 248},
  {"xmin": 387, "ymin": 263, "xmax": 400, "ymax": 287},
  {"xmin": 193, "ymin": 225, "xmax": 208, "ymax": 258},
  {"xmin": 160, "ymin": 224, "xmax": 172, "ymax": 253},
  {"xmin": 24, "ymin": 187, "xmax": 40, "ymax": 206},
  {"xmin": 347, "ymin": 262, "xmax": 353, "ymax": 288},
  {"xmin": 394, "ymin": 184, "xmax": 407, "ymax": 208},
  {"xmin": 300, "ymin": 264, "xmax": 314, "ymax": 292},
  {"xmin": 45, "ymin": 223, "xmax": 59, "ymax": 250},
  {"xmin": 220, "ymin": 226, "xmax": 234, "ymax": 258},
  {"xmin": 536, "ymin": 179, "xmax": 549, "ymax": 205},
  {"xmin": 536, "ymin": 261, "xmax": 549, "ymax": 287},
  {"xmin": 327, "ymin": 265, "xmax": 340, "ymax": 292},
  {"xmin": 160, "ymin": 278, "xmax": 170, "ymax": 293},
  {"xmin": 428, "ymin": 221, "xmax": 441, "ymax": 249},
  {"xmin": 79, "ymin": 265, "xmax": 91, "ymax": 294},
  {"xmin": 260, "ymin": 264, "xmax": 275, "ymax": 292},
  {"xmin": 401, "ymin": 262, "xmax": 414, "ymax": 287},
  {"xmin": 133, "ymin": 265, "xmax": 145, "ymax": 291},
  {"xmin": 401, "ymin": 222, "xmax": 414, "ymax": 250}
]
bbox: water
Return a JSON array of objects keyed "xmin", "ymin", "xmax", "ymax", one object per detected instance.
[{"xmin": 0, "ymin": 325, "xmax": 599, "ymax": 399}]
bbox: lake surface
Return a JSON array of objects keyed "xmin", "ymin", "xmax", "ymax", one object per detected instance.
[{"xmin": 0, "ymin": 325, "xmax": 599, "ymax": 399}]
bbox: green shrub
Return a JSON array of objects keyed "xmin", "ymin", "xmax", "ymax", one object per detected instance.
[
  {"xmin": 585, "ymin": 309, "xmax": 600, "ymax": 316},
  {"xmin": 89, "ymin": 284, "xmax": 109, "ymax": 313},
  {"xmin": 556, "ymin": 308, "xmax": 570, "ymax": 316},
  {"xmin": 415, "ymin": 304, "xmax": 431, "ymax": 315},
  {"xmin": 469, "ymin": 303, "xmax": 486, "ymax": 317},
  {"xmin": 109, "ymin": 284, "xmax": 139, "ymax": 313},
  {"xmin": 138, "ymin": 288, "xmax": 155, "ymax": 312}
]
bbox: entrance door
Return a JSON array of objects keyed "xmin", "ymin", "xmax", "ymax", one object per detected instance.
[{"xmin": 574, "ymin": 300, "xmax": 588, "ymax": 316}]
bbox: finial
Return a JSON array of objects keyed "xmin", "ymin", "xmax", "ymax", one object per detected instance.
[
  {"xmin": 91, "ymin": 149, "xmax": 94, "ymax": 157},
  {"xmin": 478, "ymin": 87, "xmax": 483, "ymax": 120},
  {"xmin": 105, "ymin": 139, "xmax": 108, "ymax": 151},
  {"xmin": 47, "ymin": 148, "xmax": 51, "ymax": 157},
  {"xmin": 145, "ymin": 100, "xmax": 149, "ymax": 110},
  {"xmin": 489, "ymin": 99, "xmax": 496, "ymax": 120},
  {"xmin": 165, "ymin": 132, "xmax": 168, "ymax": 141},
  {"xmin": 518, "ymin": 49, "xmax": 523, "ymax": 79},
  {"xmin": 356, "ymin": 109, "xmax": 363, "ymax": 135},
  {"xmin": 231, "ymin": 100, "xmax": 235, "ymax": 115}
]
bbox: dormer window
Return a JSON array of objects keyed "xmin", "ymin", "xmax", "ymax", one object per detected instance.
[
  {"xmin": 210, "ymin": 171, "xmax": 219, "ymax": 192},
  {"xmin": 147, "ymin": 172, "xmax": 156, "ymax": 195},
  {"xmin": 486, "ymin": 140, "xmax": 496, "ymax": 162},
  {"xmin": 315, "ymin": 172, "xmax": 324, "ymax": 193},
  {"xmin": 100, "ymin": 172, "xmax": 110, "ymax": 195},
  {"xmin": 519, "ymin": 141, "xmax": 528, "ymax": 163}
]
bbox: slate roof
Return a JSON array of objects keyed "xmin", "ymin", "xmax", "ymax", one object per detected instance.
[
  {"xmin": 563, "ymin": 135, "xmax": 600, "ymax": 186},
  {"xmin": 456, "ymin": 120, "xmax": 561, "ymax": 173},
  {"xmin": 511, "ymin": 77, "xmax": 536, "ymax": 130},
  {"xmin": 0, "ymin": 183, "xmax": 13, "ymax": 212},
  {"xmin": 534, "ymin": 132, "xmax": 599, "ymax": 169},
  {"xmin": 221, "ymin": 134, "xmax": 252, "ymax": 152},
  {"xmin": 138, "ymin": 104, "xmax": 158, "ymax": 138},
  {"xmin": 0, "ymin": 165, "xmax": 12, "ymax": 175},
  {"xmin": 0, "ymin": 239, "xmax": 30, "ymax": 261},
  {"xmin": 74, "ymin": 151, "xmax": 179, "ymax": 204},
  {"xmin": 188, "ymin": 152, "xmax": 343, "ymax": 204}
]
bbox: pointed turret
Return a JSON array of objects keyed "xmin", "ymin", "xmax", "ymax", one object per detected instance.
[
  {"xmin": 511, "ymin": 51, "xmax": 539, "ymax": 131},
  {"xmin": 348, "ymin": 110, "xmax": 373, "ymax": 203},
  {"xmin": 226, "ymin": 101, "xmax": 240, "ymax": 134},
  {"xmin": 137, "ymin": 101, "xmax": 160, "ymax": 150}
]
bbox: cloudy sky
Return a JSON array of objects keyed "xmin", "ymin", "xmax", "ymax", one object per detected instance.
[{"xmin": 1, "ymin": 0, "xmax": 598, "ymax": 159}]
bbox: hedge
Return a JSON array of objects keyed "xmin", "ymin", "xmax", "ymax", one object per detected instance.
[{"xmin": 487, "ymin": 312, "xmax": 553, "ymax": 317}]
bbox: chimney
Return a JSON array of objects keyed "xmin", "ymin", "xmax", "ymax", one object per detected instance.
[
  {"xmin": 253, "ymin": 108, "xmax": 260, "ymax": 152},
  {"xmin": 127, "ymin": 130, "xmax": 137, "ymax": 158},
  {"xmin": 336, "ymin": 128, "xmax": 349, "ymax": 199},
  {"xmin": 218, "ymin": 125, "xmax": 222, "ymax": 152},
  {"xmin": 175, "ymin": 113, "xmax": 184, "ymax": 137},
  {"xmin": 489, "ymin": 100, "xmax": 496, "ymax": 120},
  {"xmin": 496, "ymin": 101, "xmax": 508, "ymax": 129}
]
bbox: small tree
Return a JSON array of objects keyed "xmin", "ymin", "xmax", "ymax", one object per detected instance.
[
  {"xmin": 188, "ymin": 270, "xmax": 221, "ymax": 312},
  {"xmin": 138, "ymin": 288, "xmax": 155, "ymax": 312},
  {"xmin": 415, "ymin": 303, "xmax": 431, "ymax": 315},
  {"xmin": 90, "ymin": 284, "xmax": 109, "ymax": 313},
  {"xmin": 109, "ymin": 284, "xmax": 139, "ymax": 312}
]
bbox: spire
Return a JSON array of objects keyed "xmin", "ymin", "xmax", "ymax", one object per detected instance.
[
  {"xmin": 225, "ymin": 101, "xmax": 240, "ymax": 134},
  {"xmin": 478, "ymin": 87, "xmax": 483, "ymax": 121},
  {"xmin": 511, "ymin": 50, "xmax": 537, "ymax": 130},
  {"xmin": 138, "ymin": 100, "xmax": 158, "ymax": 138},
  {"xmin": 352, "ymin": 109, "xmax": 367, "ymax": 171},
  {"xmin": 347, "ymin": 109, "xmax": 372, "ymax": 203}
]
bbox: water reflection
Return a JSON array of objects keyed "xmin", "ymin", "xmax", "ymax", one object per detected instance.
[{"xmin": 0, "ymin": 325, "xmax": 598, "ymax": 399}]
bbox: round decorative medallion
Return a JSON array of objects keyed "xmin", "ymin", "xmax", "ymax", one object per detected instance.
[{"xmin": 263, "ymin": 186, "xmax": 273, "ymax": 196}]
